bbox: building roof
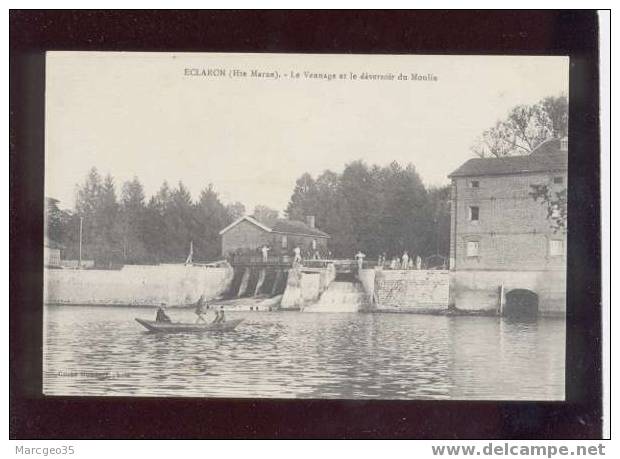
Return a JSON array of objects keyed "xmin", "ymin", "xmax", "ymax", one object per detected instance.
[
  {"xmin": 271, "ymin": 219, "xmax": 330, "ymax": 238},
  {"xmin": 218, "ymin": 215, "xmax": 272, "ymax": 235},
  {"xmin": 449, "ymin": 139, "xmax": 568, "ymax": 178},
  {"xmin": 219, "ymin": 215, "xmax": 330, "ymax": 238},
  {"xmin": 529, "ymin": 138, "xmax": 565, "ymax": 156}
]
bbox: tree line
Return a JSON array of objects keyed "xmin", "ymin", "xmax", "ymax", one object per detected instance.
[
  {"xmin": 285, "ymin": 161, "xmax": 451, "ymax": 260},
  {"xmin": 46, "ymin": 168, "xmax": 250, "ymax": 266},
  {"xmin": 46, "ymin": 162, "xmax": 451, "ymax": 267}
]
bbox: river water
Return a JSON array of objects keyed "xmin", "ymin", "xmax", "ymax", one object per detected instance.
[{"xmin": 43, "ymin": 305, "xmax": 565, "ymax": 400}]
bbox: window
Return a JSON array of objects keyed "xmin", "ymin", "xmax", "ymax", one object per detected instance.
[
  {"xmin": 281, "ymin": 235, "xmax": 288, "ymax": 249},
  {"xmin": 469, "ymin": 206, "xmax": 479, "ymax": 221},
  {"xmin": 553, "ymin": 176, "xmax": 564, "ymax": 185},
  {"xmin": 466, "ymin": 241, "xmax": 480, "ymax": 257},
  {"xmin": 549, "ymin": 239, "xmax": 564, "ymax": 256},
  {"xmin": 469, "ymin": 180, "xmax": 480, "ymax": 188}
]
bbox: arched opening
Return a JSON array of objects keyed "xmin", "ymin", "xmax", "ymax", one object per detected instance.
[{"xmin": 504, "ymin": 289, "xmax": 539, "ymax": 318}]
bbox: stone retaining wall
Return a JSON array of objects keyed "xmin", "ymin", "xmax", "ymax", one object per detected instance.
[
  {"xmin": 372, "ymin": 269, "xmax": 449, "ymax": 312},
  {"xmin": 450, "ymin": 269, "xmax": 565, "ymax": 315}
]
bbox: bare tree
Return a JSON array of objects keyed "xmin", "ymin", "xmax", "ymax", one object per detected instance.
[
  {"xmin": 471, "ymin": 121, "xmax": 519, "ymax": 158},
  {"xmin": 471, "ymin": 94, "xmax": 568, "ymax": 158}
]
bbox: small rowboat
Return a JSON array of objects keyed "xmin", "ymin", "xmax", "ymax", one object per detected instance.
[{"xmin": 135, "ymin": 318, "xmax": 244, "ymax": 333}]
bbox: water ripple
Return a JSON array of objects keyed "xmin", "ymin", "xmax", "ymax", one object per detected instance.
[{"xmin": 43, "ymin": 306, "xmax": 565, "ymax": 399}]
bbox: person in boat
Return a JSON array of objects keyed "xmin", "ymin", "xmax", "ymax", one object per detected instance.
[
  {"xmin": 212, "ymin": 306, "xmax": 226, "ymax": 324},
  {"xmin": 194, "ymin": 295, "xmax": 209, "ymax": 323},
  {"xmin": 155, "ymin": 306, "xmax": 172, "ymax": 323}
]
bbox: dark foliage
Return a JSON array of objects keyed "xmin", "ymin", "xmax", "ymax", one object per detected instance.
[
  {"xmin": 286, "ymin": 161, "xmax": 451, "ymax": 259},
  {"xmin": 45, "ymin": 169, "xmax": 243, "ymax": 265}
]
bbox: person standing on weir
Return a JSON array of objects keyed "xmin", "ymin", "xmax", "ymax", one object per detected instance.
[
  {"xmin": 390, "ymin": 257, "xmax": 398, "ymax": 270},
  {"xmin": 401, "ymin": 251, "xmax": 410, "ymax": 270},
  {"xmin": 293, "ymin": 246, "xmax": 302, "ymax": 264},
  {"xmin": 355, "ymin": 251, "xmax": 366, "ymax": 273},
  {"xmin": 261, "ymin": 245, "xmax": 270, "ymax": 263}
]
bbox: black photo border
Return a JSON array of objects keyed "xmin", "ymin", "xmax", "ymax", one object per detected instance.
[{"xmin": 9, "ymin": 10, "xmax": 603, "ymax": 439}]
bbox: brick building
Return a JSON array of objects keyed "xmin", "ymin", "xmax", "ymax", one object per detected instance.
[
  {"xmin": 448, "ymin": 138, "xmax": 567, "ymax": 316},
  {"xmin": 219, "ymin": 215, "xmax": 330, "ymax": 259}
]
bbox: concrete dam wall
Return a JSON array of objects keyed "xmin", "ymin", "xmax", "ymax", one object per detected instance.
[{"xmin": 44, "ymin": 264, "xmax": 234, "ymax": 306}]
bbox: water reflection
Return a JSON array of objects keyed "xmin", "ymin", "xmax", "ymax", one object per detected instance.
[{"xmin": 43, "ymin": 306, "xmax": 565, "ymax": 400}]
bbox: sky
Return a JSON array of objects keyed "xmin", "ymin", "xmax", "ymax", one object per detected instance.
[{"xmin": 45, "ymin": 52, "xmax": 568, "ymax": 214}]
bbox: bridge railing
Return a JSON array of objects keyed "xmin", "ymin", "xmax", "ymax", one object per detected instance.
[
  {"xmin": 302, "ymin": 259, "xmax": 337, "ymax": 269},
  {"xmin": 228, "ymin": 255, "xmax": 385, "ymax": 271},
  {"xmin": 228, "ymin": 254, "xmax": 294, "ymax": 266}
]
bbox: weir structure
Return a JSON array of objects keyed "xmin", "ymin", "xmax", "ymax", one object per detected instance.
[
  {"xmin": 302, "ymin": 279, "xmax": 368, "ymax": 313},
  {"xmin": 224, "ymin": 256, "xmax": 372, "ymax": 312},
  {"xmin": 223, "ymin": 256, "xmax": 291, "ymax": 301},
  {"xmin": 294, "ymin": 261, "xmax": 370, "ymax": 313},
  {"xmin": 223, "ymin": 257, "xmax": 468, "ymax": 316},
  {"xmin": 226, "ymin": 258, "xmax": 449, "ymax": 314}
]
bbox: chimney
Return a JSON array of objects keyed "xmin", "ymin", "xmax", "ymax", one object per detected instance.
[{"xmin": 306, "ymin": 215, "xmax": 316, "ymax": 229}]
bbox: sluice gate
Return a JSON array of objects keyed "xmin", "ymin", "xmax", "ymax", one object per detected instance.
[{"xmin": 223, "ymin": 265, "xmax": 288, "ymax": 299}]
